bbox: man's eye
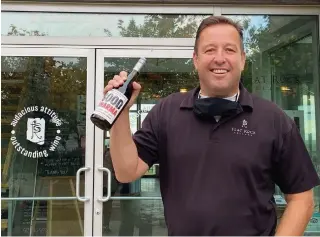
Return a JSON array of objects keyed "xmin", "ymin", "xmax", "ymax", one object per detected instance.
[{"xmin": 226, "ymin": 48, "xmax": 235, "ymax": 52}]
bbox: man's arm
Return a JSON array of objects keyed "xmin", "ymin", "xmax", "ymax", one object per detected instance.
[
  {"xmin": 110, "ymin": 109, "xmax": 149, "ymax": 183},
  {"xmin": 275, "ymin": 189, "xmax": 314, "ymax": 236},
  {"xmin": 105, "ymin": 71, "xmax": 154, "ymax": 183},
  {"xmin": 271, "ymin": 119, "xmax": 320, "ymax": 236}
]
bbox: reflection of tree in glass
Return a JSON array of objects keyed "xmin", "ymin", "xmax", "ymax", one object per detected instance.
[
  {"xmin": 104, "ymin": 57, "xmax": 199, "ymax": 103},
  {"xmin": 114, "ymin": 15, "xmax": 205, "ymax": 38},
  {"xmin": 6, "ymin": 24, "xmax": 47, "ymax": 36},
  {"xmin": 103, "ymin": 15, "xmax": 205, "ymax": 102},
  {"xmin": 229, "ymin": 15, "xmax": 314, "ymax": 96},
  {"xmin": 102, "ymin": 15, "xmax": 270, "ymax": 99},
  {"xmin": 270, "ymin": 36, "xmax": 314, "ymax": 113},
  {"xmin": 2, "ymin": 26, "xmax": 87, "ymax": 151},
  {"xmin": 4, "ymin": 15, "xmax": 315, "ymax": 103}
]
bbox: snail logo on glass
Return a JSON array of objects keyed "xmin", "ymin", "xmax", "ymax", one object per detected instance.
[{"xmin": 10, "ymin": 106, "xmax": 63, "ymax": 158}]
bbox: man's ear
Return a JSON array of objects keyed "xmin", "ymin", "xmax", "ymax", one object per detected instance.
[
  {"xmin": 193, "ymin": 51, "xmax": 198, "ymax": 71},
  {"xmin": 241, "ymin": 50, "xmax": 246, "ymax": 71}
]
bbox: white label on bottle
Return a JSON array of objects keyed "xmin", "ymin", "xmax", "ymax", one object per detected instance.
[{"xmin": 93, "ymin": 89, "xmax": 128, "ymax": 124}]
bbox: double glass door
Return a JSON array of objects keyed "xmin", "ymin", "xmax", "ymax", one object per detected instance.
[
  {"xmin": 3, "ymin": 43, "xmax": 318, "ymax": 235},
  {"xmin": 1, "ymin": 47, "xmax": 193, "ymax": 236}
]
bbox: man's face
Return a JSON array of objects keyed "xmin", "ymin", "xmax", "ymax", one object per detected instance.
[{"xmin": 193, "ymin": 23, "xmax": 246, "ymax": 97}]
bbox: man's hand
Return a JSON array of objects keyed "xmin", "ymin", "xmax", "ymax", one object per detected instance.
[
  {"xmin": 103, "ymin": 71, "xmax": 142, "ymax": 110},
  {"xmin": 275, "ymin": 189, "xmax": 314, "ymax": 236}
]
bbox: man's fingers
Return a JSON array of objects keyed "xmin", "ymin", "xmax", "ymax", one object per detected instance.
[
  {"xmin": 113, "ymin": 75, "xmax": 125, "ymax": 87},
  {"xmin": 103, "ymin": 84, "xmax": 113, "ymax": 94},
  {"xmin": 103, "ymin": 71, "xmax": 130, "ymax": 96},
  {"xmin": 113, "ymin": 75, "xmax": 124, "ymax": 83},
  {"xmin": 119, "ymin": 71, "xmax": 128, "ymax": 79}
]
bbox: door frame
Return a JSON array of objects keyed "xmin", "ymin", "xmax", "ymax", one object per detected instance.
[
  {"xmin": 94, "ymin": 48, "xmax": 194, "ymax": 236},
  {"xmin": 1, "ymin": 46, "xmax": 95, "ymax": 236}
]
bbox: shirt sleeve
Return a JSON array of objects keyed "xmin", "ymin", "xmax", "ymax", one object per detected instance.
[
  {"xmin": 132, "ymin": 103, "xmax": 161, "ymax": 168},
  {"xmin": 272, "ymin": 121, "xmax": 320, "ymax": 194}
]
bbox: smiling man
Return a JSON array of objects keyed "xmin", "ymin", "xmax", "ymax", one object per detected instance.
[
  {"xmin": 193, "ymin": 18, "xmax": 244, "ymax": 99},
  {"xmin": 105, "ymin": 16, "xmax": 320, "ymax": 236}
]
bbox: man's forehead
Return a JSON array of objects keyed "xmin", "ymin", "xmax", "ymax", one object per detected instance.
[
  {"xmin": 199, "ymin": 31, "xmax": 242, "ymax": 47},
  {"xmin": 201, "ymin": 23, "xmax": 240, "ymax": 33},
  {"xmin": 200, "ymin": 26, "xmax": 241, "ymax": 39}
]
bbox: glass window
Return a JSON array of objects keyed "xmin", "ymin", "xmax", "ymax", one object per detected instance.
[
  {"xmin": 101, "ymin": 56, "xmax": 197, "ymax": 235},
  {"xmin": 1, "ymin": 12, "xmax": 210, "ymax": 38},
  {"xmin": 225, "ymin": 14, "xmax": 320, "ymax": 231},
  {"xmin": 103, "ymin": 57, "xmax": 198, "ymax": 135},
  {"xmin": 1, "ymin": 55, "xmax": 88, "ymax": 236}
]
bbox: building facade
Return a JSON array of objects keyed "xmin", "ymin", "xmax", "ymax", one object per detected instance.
[{"xmin": 1, "ymin": 0, "xmax": 320, "ymax": 236}]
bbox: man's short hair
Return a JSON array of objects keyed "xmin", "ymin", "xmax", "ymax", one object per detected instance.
[{"xmin": 194, "ymin": 16, "xmax": 244, "ymax": 53}]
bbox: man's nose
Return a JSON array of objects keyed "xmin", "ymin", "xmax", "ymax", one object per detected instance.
[{"xmin": 213, "ymin": 50, "xmax": 226, "ymax": 64}]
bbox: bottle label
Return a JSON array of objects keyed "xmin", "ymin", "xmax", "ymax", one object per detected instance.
[{"xmin": 93, "ymin": 89, "xmax": 128, "ymax": 124}]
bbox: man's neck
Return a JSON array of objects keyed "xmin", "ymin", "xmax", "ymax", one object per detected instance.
[{"xmin": 199, "ymin": 89, "xmax": 240, "ymax": 101}]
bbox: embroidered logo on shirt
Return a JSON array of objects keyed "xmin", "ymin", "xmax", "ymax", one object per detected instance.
[
  {"xmin": 232, "ymin": 119, "xmax": 256, "ymax": 136},
  {"xmin": 242, "ymin": 119, "xmax": 248, "ymax": 128}
]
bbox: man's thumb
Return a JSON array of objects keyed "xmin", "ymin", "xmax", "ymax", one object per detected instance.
[{"xmin": 129, "ymin": 82, "xmax": 141, "ymax": 103}]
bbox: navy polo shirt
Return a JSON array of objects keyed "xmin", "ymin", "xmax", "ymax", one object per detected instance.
[{"xmin": 133, "ymin": 84, "xmax": 320, "ymax": 236}]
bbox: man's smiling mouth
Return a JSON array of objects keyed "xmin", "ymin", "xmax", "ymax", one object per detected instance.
[{"xmin": 211, "ymin": 69, "xmax": 229, "ymax": 74}]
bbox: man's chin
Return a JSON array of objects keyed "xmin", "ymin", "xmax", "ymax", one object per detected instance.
[
  {"xmin": 205, "ymin": 83, "xmax": 234, "ymax": 97},
  {"xmin": 210, "ymin": 83, "xmax": 229, "ymax": 91}
]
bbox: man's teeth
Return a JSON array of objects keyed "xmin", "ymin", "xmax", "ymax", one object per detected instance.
[{"xmin": 213, "ymin": 69, "xmax": 227, "ymax": 74}]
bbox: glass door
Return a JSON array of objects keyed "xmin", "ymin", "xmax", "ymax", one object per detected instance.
[
  {"xmin": 94, "ymin": 48, "xmax": 195, "ymax": 236},
  {"xmin": 1, "ymin": 47, "xmax": 95, "ymax": 236}
]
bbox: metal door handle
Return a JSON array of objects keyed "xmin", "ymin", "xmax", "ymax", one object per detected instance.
[
  {"xmin": 76, "ymin": 167, "xmax": 90, "ymax": 202},
  {"xmin": 97, "ymin": 167, "xmax": 111, "ymax": 202}
]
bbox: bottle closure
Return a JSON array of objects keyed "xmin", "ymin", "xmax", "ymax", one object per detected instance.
[{"xmin": 133, "ymin": 57, "xmax": 147, "ymax": 72}]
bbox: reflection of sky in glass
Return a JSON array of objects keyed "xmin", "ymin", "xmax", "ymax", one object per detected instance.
[
  {"xmin": 226, "ymin": 15, "xmax": 269, "ymax": 55},
  {"xmin": 1, "ymin": 12, "xmax": 207, "ymax": 37},
  {"xmin": 2, "ymin": 12, "xmax": 313, "ymax": 56},
  {"xmin": 2, "ymin": 12, "xmax": 269, "ymax": 41},
  {"xmin": 1, "ymin": 12, "xmax": 142, "ymax": 36},
  {"xmin": 2, "ymin": 12, "xmax": 295, "ymax": 56},
  {"xmin": 227, "ymin": 15, "xmax": 269, "ymax": 35}
]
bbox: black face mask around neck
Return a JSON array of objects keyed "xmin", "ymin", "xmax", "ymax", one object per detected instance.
[{"xmin": 193, "ymin": 93, "xmax": 243, "ymax": 121}]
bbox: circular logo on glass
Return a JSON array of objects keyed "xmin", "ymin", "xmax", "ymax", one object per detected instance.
[{"xmin": 10, "ymin": 106, "xmax": 62, "ymax": 158}]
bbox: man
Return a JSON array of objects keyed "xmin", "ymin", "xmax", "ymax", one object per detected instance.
[{"xmin": 104, "ymin": 16, "xmax": 320, "ymax": 235}]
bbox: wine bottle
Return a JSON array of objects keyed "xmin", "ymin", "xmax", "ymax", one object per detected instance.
[{"xmin": 90, "ymin": 57, "xmax": 147, "ymax": 130}]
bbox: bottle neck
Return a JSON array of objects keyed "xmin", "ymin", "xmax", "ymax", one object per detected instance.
[{"xmin": 122, "ymin": 69, "xmax": 138, "ymax": 87}]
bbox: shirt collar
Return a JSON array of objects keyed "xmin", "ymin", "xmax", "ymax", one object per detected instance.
[
  {"xmin": 180, "ymin": 82, "xmax": 254, "ymax": 111},
  {"xmin": 198, "ymin": 89, "xmax": 239, "ymax": 101}
]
